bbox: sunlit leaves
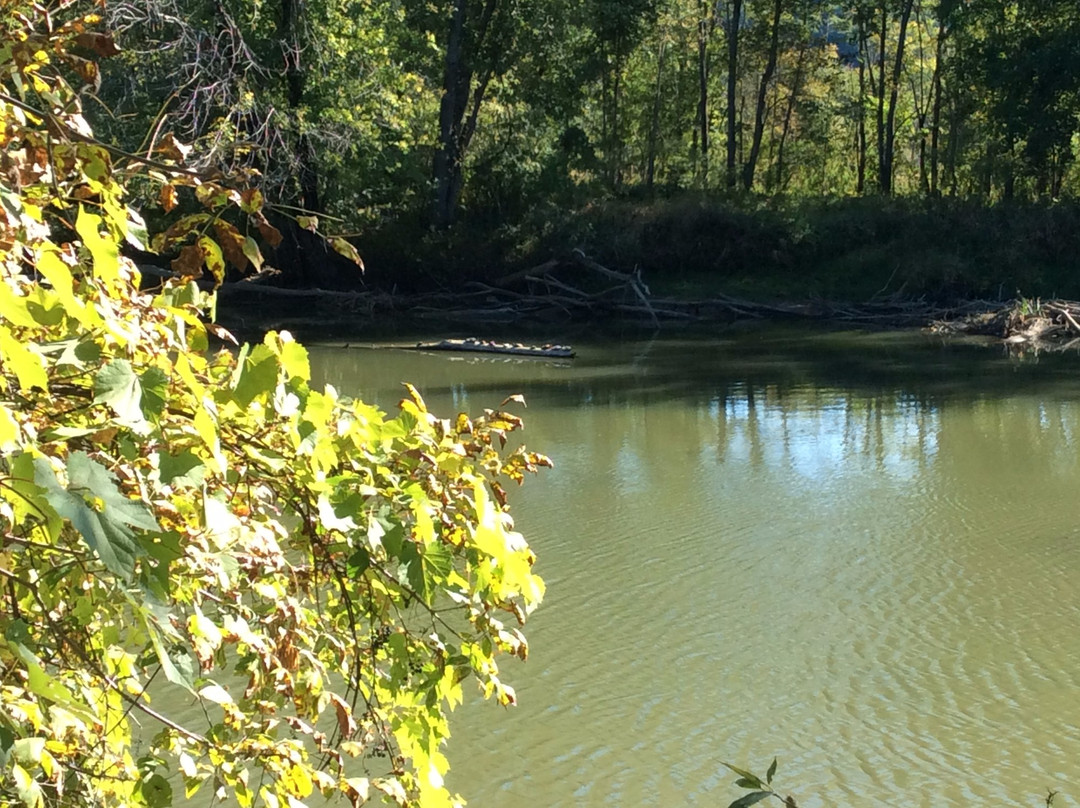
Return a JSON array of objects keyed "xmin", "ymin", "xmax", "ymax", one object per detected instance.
[
  {"xmin": 0, "ymin": 8, "xmax": 548, "ymax": 806},
  {"xmin": 94, "ymin": 359, "xmax": 143, "ymax": 424},
  {"xmin": 0, "ymin": 328, "xmax": 47, "ymax": 391}
]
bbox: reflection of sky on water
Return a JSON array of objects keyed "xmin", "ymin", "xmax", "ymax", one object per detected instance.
[{"xmin": 706, "ymin": 391, "xmax": 940, "ymax": 482}]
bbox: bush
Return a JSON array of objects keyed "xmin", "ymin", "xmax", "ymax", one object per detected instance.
[{"xmin": 0, "ymin": 6, "xmax": 545, "ymax": 807}]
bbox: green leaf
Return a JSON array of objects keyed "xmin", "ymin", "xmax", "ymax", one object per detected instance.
[
  {"xmin": 401, "ymin": 540, "xmax": 453, "ymax": 606},
  {"xmin": 139, "ymin": 773, "xmax": 173, "ymax": 808},
  {"xmin": 242, "ymin": 237, "xmax": 263, "ymax": 271},
  {"xmin": 766, "ymin": 758, "xmax": 777, "ymax": 785},
  {"xmin": 148, "ymin": 625, "xmax": 195, "ymax": 694},
  {"xmin": 278, "ymin": 339, "xmax": 310, "ymax": 381},
  {"xmin": 728, "ymin": 792, "xmax": 773, "ymax": 808},
  {"xmin": 723, "ymin": 764, "xmax": 763, "ymax": 789},
  {"xmin": 11, "ymin": 737, "xmax": 44, "ymax": 765},
  {"xmin": 347, "ymin": 547, "xmax": 370, "ymax": 577},
  {"xmin": 233, "ymin": 344, "xmax": 279, "ymax": 407},
  {"xmin": 94, "ymin": 359, "xmax": 143, "ymax": 423},
  {"xmin": 33, "ymin": 452, "xmax": 158, "ymax": 581},
  {"xmin": 0, "ymin": 282, "xmax": 38, "ymax": 327},
  {"xmin": 140, "ymin": 367, "xmax": 169, "ymax": 419},
  {"xmin": 158, "ymin": 451, "xmax": 206, "ymax": 488},
  {"xmin": 26, "ymin": 661, "xmax": 76, "ymax": 705}
]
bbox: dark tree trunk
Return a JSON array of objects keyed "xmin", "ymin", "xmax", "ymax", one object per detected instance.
[
  {"xmin": 856, "ymin": 16, "xmax": 869, "ymax": 194},
  {"xmin": 280, "ymin": 0, "xmax": 319, "ymax": 213},
  {"xmin": 431, "ymin": 0, "xmax": 500, "ymax": 226},
  {"xmin": 875, "ymin": 3, "xmax": 886, "ymax": 192},
  {"xmin": 697, "ymin": 3, "xmax": 710, "ymax": 182},
  {"xmin": 725, "ymin": 0, "xmax": 743, "ymax": 188},
  {"xmin": 433, "ymin": 0, "xmax": 469, "ymax": 228},
  {"xmin": 929, "ymin": 21, "xmax": 945, "ymax": 195},
  {"xmin": 881, "ymin": 0, "xmax": 914, "ymax": 194},
  {"xmin": 742, "ymin": 0, "xmax": 783, "ymax": 191}
]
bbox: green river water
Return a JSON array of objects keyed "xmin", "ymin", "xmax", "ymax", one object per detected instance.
[{"xmin": 293, "ymin": 325, "xmax": 1080, "ymax": 807}]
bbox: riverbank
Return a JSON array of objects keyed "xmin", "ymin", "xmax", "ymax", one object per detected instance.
[
  {"xmin": 355, "ymin": 194, "xmax": 1080, "ymax": 303},
  {"xmin": 215, "ymin": 193, "xmax": 1080, "ymax": 346}
]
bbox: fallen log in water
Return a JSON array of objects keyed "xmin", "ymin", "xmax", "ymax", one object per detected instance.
[{"xmin": 406, "ymin": 338, "xmax": 576, "ymax": 358}]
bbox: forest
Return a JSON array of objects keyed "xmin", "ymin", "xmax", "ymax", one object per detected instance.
[{"xmin": 85, "ymin": 0, "xmax": 1080, "ymax": 301}]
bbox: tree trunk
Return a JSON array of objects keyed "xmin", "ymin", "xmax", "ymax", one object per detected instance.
[
  {"xmin": 647, "ymin": 41, "xmax": 667, "ymax": 191},
  {"xmin": 928, "ymin": 20, "xmax": 946, "ymax": 196},
  {"xmin": 881, "ymin": 0, "xmax": 914, "ymax": 194},
  {"xmin": 433, "ymin": 0, "xmax": 468, "ymax": 228},
  {"xmin": 697, "ymin": 2, "xmax": 710, "ymax": 183},
  {"xmin": 612, "ymin": 53, "xmax": 623, "ymax": 188},
  {"xmin": 875, "ymin": 2, "xmax": 887, "ymax": 192},
  {"xmin": 742, "ymin": 0, "xmax": 783, "ymax": 191},
  {"xmin": 725, "ymin": 0, "xmax": 743, "ymax": 188},
  {"xmin": 280, "ymin": 0, "xmax": 319, "ymax": 213},
  {"xmin": 856, "ymin": 14, "xmax": 869, "ymax": 194},
  {"xmin": 775, "ymin": 41, "xmax": 807, "ymax": 192}
]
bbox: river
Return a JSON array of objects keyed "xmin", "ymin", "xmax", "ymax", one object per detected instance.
[{"xmin": 304, "ymin": 326, "xmax": 1080, "ymax": 808}]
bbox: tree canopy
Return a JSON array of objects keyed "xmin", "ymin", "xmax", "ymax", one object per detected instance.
[{"xmin": 83, "ymin": 0, "xmax": 1080, "ymax": 237}]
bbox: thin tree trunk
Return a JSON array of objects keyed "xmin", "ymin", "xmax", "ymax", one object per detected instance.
[
  {"xmin": 881, "ymin": 0, "xmax": 914, "ymax": 194},
  {"xmin": 742, "ymin": 0, "xmax": 783, "ymax": 191},
  {"xmin": 875, "ymin": 2, "xmax": 887, "ymax": 192},
  {"xmin": 612, "ymin": 52, "xmax": 623, "ymax": 187},
  {"xmin": 929, "ymin": 20, "xmax": 946, "ymax": 195},
  {"xmin": 697, "ymin": 2, "xmax": 710, "ymax": 183},
  {"xmin": 647, "ymin": 41, "xmax": 666, "ymax": 191},
  {"xmin": 775, "ymin": 41, "xmax": 807, "ymax": 192},
  {"xmin": 725, "ymin": 0, "xmax": 743, "ymax": 188},
  {"xmin": 856, "ymin": 18, "xmax": 868, "ymax": 194}
]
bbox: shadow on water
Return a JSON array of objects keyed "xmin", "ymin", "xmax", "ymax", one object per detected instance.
[{"xmin": 308, "ymin": 324, "xmax": 1080, "ymax": 413}]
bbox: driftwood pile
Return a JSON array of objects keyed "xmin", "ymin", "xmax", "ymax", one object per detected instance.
[{"xmin": 931, "ymin": 299, "xmax": 1080, "ymax": 349}]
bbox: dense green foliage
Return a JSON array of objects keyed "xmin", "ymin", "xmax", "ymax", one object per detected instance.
[
  {"xmin": 91, "ymin": 0, "xmax": 1080, "ymax": 224},
  {"xmin": 71, "ymin": 0, "xmax": 1080, "ymax": 295},
  {"xmin": 1, "ymin": 5, "xmax": 546, "ymax": 807}
]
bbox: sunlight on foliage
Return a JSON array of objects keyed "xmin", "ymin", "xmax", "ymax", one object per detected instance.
[{"xmin": 0, "ymin": 4, "xmax": 546, "ymax": 806}]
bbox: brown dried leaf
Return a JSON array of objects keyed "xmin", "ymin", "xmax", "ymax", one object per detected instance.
[
  {"xmin": 159, "ymin": 183, "xmax": 178, "ymax": 213},
  {"xmin": 330, "ymin": 694, "xmax": 357, "ymax": 739},
  {"xmin": 171, "ymin": 244, "xmax": 203, "ymax": 278},
  {"xmin": 253, "ymin": 211, "xmax": 283, "ymax": 248},
  {"xmin": 157, "ymin": 133, "xmax": 191, "ymax": 163},
  {"xmin": 240, "ymin": 188, "xmax": 263, "ymax": 214},
  {"xmin": 212, "ymin": 222, "xmax": 248, "ymax": 272},
  {"xmin": 75, "ymin": 31, "xmax": 121, "ymax": 58}
]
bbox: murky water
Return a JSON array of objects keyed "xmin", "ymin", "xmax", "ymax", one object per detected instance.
[{"xmin": 304, "ymin": 326, "xmax": 1080, "ymax": 807}]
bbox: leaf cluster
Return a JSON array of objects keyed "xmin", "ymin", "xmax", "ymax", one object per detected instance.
[{"xmin": 0, "ymin": 5, "xmax": 544, "ymax": 808}]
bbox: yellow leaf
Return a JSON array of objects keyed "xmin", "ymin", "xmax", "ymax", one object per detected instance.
[
  {"xmin": 0, "ymin": 327, "xmax": 48, "ymax": 391},
  {"xmin": 75, "ymin": 205, "xmax": 121, "ymax": 285}
]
